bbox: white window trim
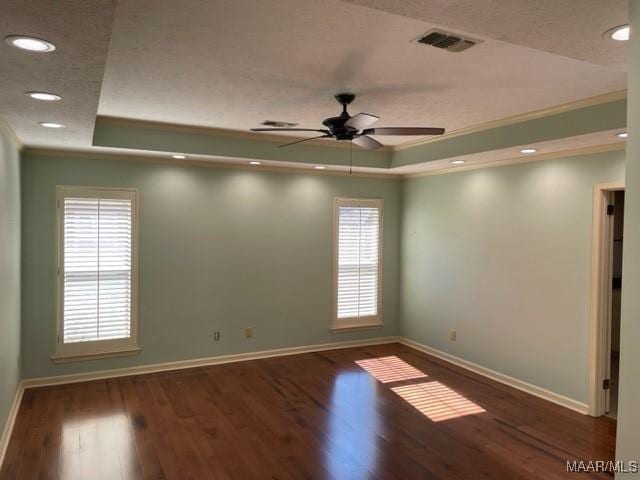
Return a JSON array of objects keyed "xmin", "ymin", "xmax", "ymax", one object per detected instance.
[
  {"xmin": 53, "ymin": 186, "xmax": 140, "ymax": 361},
  {"xmin": 332, "ymin": 197, "xmax": 384, "ymax": 332}
]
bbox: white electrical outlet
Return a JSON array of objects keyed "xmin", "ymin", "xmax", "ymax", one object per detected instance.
[{"xmin": 449, "ymin": 330, "xmax": 457, "ymax": 342}]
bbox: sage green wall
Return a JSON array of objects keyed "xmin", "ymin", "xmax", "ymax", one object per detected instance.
[
  {"xmin": 0, "ymin": 126, "xmax": 21, "ymax": 435},
  {"xmin": 401, "ymin": 150, "xmax": 625, "ymax": 403},
  {"xmin": 20, "ymin": 153, "xmax": 401, "ymax": 379},
  {"xmin": 615, "ymin": 1, "xmax": 640, "ymax": 472}
]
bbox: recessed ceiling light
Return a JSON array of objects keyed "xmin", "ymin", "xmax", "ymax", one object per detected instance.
[
  {"xmin": 39, "ymin": 122, "xmax": 65, "ymax": 129},
  {"xmin": 5, "ymin": 35, "xmax": 56, "ymax": 52},
  {"xmin": 450, "ymin": 160, "xmax": 465, "ymax": 164},
  {"xmin": 172, "ymin": 154, "xmax": 186, "ymax": 159},
  {"xmin": 314, "ymin": 165, "xmax": 326, "ymax": 170},
  {"xmin": 605, "ymin": 24, "xmax": 630, "ymax": 42},
  {"xmin": 249, "ymin": 161, "xmax": 262, "ymax": 165},
  {"xmin": 26, "ymin": 91, "xmax": 61, "ymax": 101},
  {"xmin": 618, "ymin": 132, "xmax": 628, "ymax": 139},
  {"xmin": 520, "ymin": 148, "xmax": 537, "ymax": 154}
]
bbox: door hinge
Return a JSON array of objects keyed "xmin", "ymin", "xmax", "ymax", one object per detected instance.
[
  {"xmin": 603, "ymin": 378, "xmax": 610, "ymax": 390},
  {"xmin": 607, "ymin": 204, "xmax": 615, "ymax": 216}
]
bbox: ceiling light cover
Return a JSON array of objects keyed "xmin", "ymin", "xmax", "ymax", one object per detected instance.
[
  {"xmin": 26, "ymin": 91, "xmax": 61, "ymax": 101},
  {"xmin": 520, "ymin": 148, "xmax": 537, "ymax": 154},
  {"xmin": 172, "ymin": 154, "xmax": 186, "ymax": 159},
  {"xmin": 451, "ymin": 160, "xmax": 465, "ymax": 164},
  {"xmin": 314, "ymin": 165, "xmax": 326, "ymax": 170},
  {"xmin": 249, "ymin": 161, "xmax": 262, "ymax": 165},
  {"xmin": 39, "ymin": 122, "xmax": 66, "ymax": 129},
  {"xmin": 608, "ymin": 25, "xmax": 630, "ymax": 41},
  {"xmin": 5, "ymin": 35, "xmax": 56, "ymax": 52},
  {"xmin": 618, "ymin": 132, "xmax": 628, "ymax": 138}
]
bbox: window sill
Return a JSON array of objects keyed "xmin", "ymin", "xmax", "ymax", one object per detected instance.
[
  {"xmin": 51, "ymin": 347, "xmax": 141, "ymax": 364},
  {"xmin": 330, "ymin": 323, "xmax": 383, "ymax": 334}
]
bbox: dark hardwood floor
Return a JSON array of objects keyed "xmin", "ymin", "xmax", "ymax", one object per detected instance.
[{"xmin": 1, "ymin": 343, "xmax": 615, "ymax": 479}]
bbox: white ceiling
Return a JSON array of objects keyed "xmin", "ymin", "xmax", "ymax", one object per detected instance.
[
  {"xmin": 0, "ymin": 0, "xmax": 630, "ymax": 165},
  {"xmin": 339, "ymin": 0, "xmax": 629, "ymax": 68},
  {"xmin": 97, "ymin": 0, "xmax": 627, "ymax": 146},
  {"xmin": 0, "ymin": 0, "xmax": 116, "ymax": 148}
]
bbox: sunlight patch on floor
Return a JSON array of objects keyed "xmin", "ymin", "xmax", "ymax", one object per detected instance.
[
  {"xmin": 355, "ymin": 356, "xmax": 428, "ymax": 383},
  {"xmin": 392, "ymin": 381, "xmax": 486, "ymax": 422}
]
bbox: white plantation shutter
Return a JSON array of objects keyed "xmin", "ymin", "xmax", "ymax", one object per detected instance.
[
  {"xmin": 333, "ymin": 198, "xmax": 383, "ymax": 328},
  {"xmin": 56, "ymin": 187, "xmax": 138, "ymax": 358}
]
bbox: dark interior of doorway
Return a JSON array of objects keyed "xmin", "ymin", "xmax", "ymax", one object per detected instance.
[{"xmin": 607, "ymin": 190, "xmax": 624, "ymax": 420}]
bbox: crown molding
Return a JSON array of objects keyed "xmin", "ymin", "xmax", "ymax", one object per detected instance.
[
  {"xmin": 404, "ymin": 142, "xmax": 626, "ymax": 178},
  {"xmin": 0, "ymin": 115, "xmax": 23, "ymax": 150},
  {"xmin": 22, "ymin": 147, "xmax": 400, "ymax": 179},
  {"xmin": 393, "ymin": 89, "xmax": 628, "ymax": 151},
  {"xmin": 24, "ymin": 142, "xmax": 625, "ymax": 180}
]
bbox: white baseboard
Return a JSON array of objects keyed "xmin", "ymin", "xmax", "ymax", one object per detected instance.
[
  {"xmin": 22, "ymin": 336, "xmax": 401, "ymax": 389},
  {"xmin": 0, "ymin": 382, "xmax": 24, "ymax": 471},
  {"xmin": 397, "ymin": 337, "xmax": 589, "ymax": 414}
]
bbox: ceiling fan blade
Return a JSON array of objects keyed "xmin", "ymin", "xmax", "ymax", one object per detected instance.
[
  {"xmin": 352, "ymin": 135, "xmax": 384, "ymax": 150},
  {"xmin": 344, "ymin": 113, "xmax": 380, "ymax": 131},
  {"xmin": 251, "ymin": 128, "xmax": 330, "ymax": 133},
  {"xmin": 362, "ymin": 127, "xmax": 445, "ymax": 136},
  {"xmin": 278, "ymin": 135, "xmax": 332, "ymax": 148}
]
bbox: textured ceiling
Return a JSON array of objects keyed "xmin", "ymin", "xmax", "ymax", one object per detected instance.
[
  {"xmin": 0, "ymin": 0, "xmax": 116, "ymax": 148},
  {"xmin": 0, "ymin": 0, "xmax": 630, "ymax": 169},
  {"xmin": 338, "ymin": 0, "xmax": 629, "ymax": 68},
  {"xmin": 97, "ymin": 0, "xmax": 627, "ymax": 146}
]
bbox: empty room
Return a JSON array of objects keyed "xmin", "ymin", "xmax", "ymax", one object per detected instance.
[{"xmin": 1, "ymin": 0, "xmax": 640, "ymax": 478}]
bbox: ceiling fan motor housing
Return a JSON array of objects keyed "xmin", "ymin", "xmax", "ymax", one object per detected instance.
[
  {"xmin": 322, "ymin": 93, "xmax": 358, "ymax": 140},
  {"xmin": 334, "ymin": 92, "xmax": 355, "ymax": 105}
]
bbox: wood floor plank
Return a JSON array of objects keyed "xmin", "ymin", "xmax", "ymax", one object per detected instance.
[{"xmin": 1, "ymin": 344, "xmax": 616, "ymax": 479}]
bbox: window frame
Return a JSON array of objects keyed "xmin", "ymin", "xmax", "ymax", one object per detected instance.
[
  {"xmin": 332, "ymin": 197, "xmax": 384, "ymax": 332},
  {"xmin": 54, "ymin": 186, "xmax": 140, "ymax": 361}
]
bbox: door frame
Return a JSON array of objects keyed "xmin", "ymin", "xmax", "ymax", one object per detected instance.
[{"xmin": 588, "ymin": 181, "xmax": 624, "ymax": 417}]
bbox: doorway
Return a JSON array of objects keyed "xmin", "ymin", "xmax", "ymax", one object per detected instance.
[
  {"xmin": 589, "ymin": 182, "xmax": 625, "ymax": 418},
  {"xmin": 606, "ymin": 190, "xmax": 624, "ymax": 419}
]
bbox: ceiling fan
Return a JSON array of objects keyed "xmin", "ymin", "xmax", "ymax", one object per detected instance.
[{"xmin": 250, "ymin": 93, "xmax": 445, "ymax": 150}]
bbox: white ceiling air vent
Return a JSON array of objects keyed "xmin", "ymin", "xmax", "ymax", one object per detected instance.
[
  {"xmin": 261, "ymin": 120, "xmax": 298, "ymax": 127},
  {"xmin": 416, "ymin": 29, "xmax": 480, "ymax": 53}
]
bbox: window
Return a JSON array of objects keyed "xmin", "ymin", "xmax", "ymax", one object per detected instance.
[
  {"xmin": 332, "ymin": 198, "xmax": 383, "ymax": 330},
  {"xmin": 55, "ymin": 186, "xmax": 139, "ymax": 359}
]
